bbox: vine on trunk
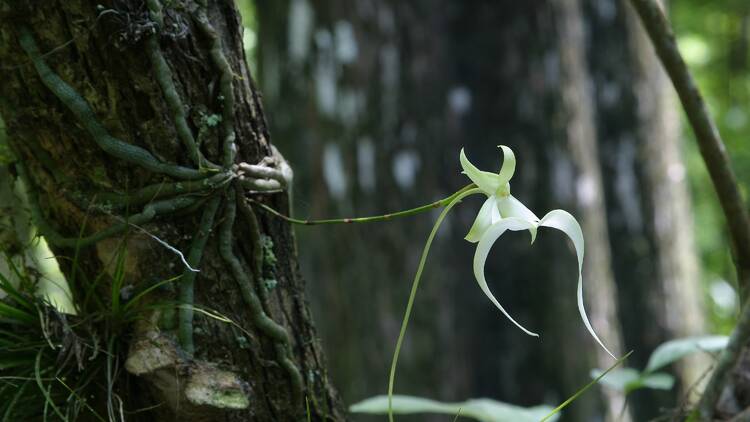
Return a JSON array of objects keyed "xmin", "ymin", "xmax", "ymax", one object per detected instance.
[{"xmin": 15, "ymin": 0, "xmax": 303, "ymax": 408}]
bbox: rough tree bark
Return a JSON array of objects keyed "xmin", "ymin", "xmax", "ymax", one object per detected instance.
[{"xmin": 0, "ymin": 0, "xmax": 344, "ymax": 420}]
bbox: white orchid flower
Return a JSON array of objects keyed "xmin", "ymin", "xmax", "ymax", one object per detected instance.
[{"xmin": 460, "ymin": 146, "xmax": 614, "ymax": 358}]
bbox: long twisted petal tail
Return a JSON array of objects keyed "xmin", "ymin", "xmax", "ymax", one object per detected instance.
[
  {"xmin": 460, "ymin": 148, "xmax": 501, "ymax": 194},
  {"xmin": 388, "ymin": 187, "xmax": 483, "ymax": 422},
  {"xmin": 539, "ymin": 209, "xmax": 615, "ymax": 358},
  {"xmin": 465, "ymin": 195, "xmax": 501, "ymax": 243},
  {"xmin": 497, "ymin": 195, "xmax": 540, "ymax": 243},
  {"xmin": 496, "ymin": 145, "xmax": 516, "ymax": 184},
  {"xmin": 474, "ymin": 217, "xmax": 540, "ymax": 337}
]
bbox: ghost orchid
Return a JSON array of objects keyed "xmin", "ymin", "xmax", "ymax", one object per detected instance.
[
  {"xmin": 460, "ymin": 146, "xmax": 614, "ymax": 358},
  {"xmin": 251, "ymin": 146, "xmax": 617, "ymax": 422}
]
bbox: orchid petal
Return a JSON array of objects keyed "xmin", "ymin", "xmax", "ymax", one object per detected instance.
[
  {"xmin": 460, "ymin": 148, "xmax": 501, "ymax": 194},
  {"xmin": 465, "ymin": 196, "xmax": 502, "ymax": 243},
  {"xmin": 497, "ymin": 195, "xmax": 540, "ymax": 243},
  {"xmin": 497, "ymin": 145, "xmax": 516, "ymax": 184},
  {"xmin": 474, "ymin": 217, "xmax": 540, "ymax": 337},
  {"xmin": 540, "ymin": 209, "xmax": 615, "ymax": 358}
]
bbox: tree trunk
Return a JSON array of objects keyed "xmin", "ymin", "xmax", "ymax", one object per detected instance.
[
  {"xmin": 0, "ymin": 1, "xmax": 344, "ymax": 420},
  {"xmin": 587, "ymin": 0, "xmax": 706, "ymax": 419}
]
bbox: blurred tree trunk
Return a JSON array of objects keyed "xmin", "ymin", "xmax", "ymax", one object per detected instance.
[
  {"xmin": 0, "ymin": 1, "xmax": 343, "ymax": 420},
  {"xmin": 587, "ymin": 0, "xmax": 707, "ymax": 419}
]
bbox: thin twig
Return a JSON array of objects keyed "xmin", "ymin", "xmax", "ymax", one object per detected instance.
[{"xmin": 627, "ymin": 0, "xmax": 750, "ymax": 419}]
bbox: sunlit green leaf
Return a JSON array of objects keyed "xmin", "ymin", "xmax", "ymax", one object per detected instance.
[{"xmin": 645, "ymin": 335, "xmax": 728, "ymax": 372}]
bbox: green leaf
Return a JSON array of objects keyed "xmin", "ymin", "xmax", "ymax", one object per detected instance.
[
  {"xmin": 123, "ymin": 275, "xmax": 181, "ymax": 311},
  {"xmin": 388, "ymin": 188, "xmax": 482, "ymax": 422},
  {"xmin": 639, "ymin": 372, "xmax": 675, "ymax": 390},
  {"xmin": 541, "ymin": 351, "xmax": 632, "ymax": 421},
  {"xmin": 0, "ymin": 270, "xmax": 34, "ymax": 312},
  {"xmin": 590, "ymin": 368, "xmax": 640, "ymax": 392},
  {"xmin": 0, "ymin": 302, "xmax": 35, "ymax": 324},
  {"xmin": 350, "ymin": 395, "xmax": 557, "ymax": 422},
  {"xmin": 645, "ymin": 335, "xmax": 728, "ymax": 372},
  {"xmin": 34, "ymin": 349, "xmax": 66, "ymax": 421},
  {"xmin": 590, "ymin": 368, "xmax": 674, "ymax": 393}
]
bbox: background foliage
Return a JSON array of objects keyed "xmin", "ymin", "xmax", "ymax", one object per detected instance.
[{"xmin": 673, "ymin": 0, "xmax": 750, "ymax": 332}]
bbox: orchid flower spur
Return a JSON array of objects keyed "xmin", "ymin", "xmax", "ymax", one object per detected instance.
[{"xmin": 460, "ymin": 146, "xmax": 615, "ymax": 359}]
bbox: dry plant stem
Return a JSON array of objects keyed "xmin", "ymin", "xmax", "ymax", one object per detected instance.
[{"xmin": 628, "ymin": 0, "xmax": 750, "ymax": 419}]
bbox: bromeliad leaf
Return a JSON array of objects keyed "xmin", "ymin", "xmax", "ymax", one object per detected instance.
[{"xmin": 461, "ymin": 146, "xmax": 615, "ymax": 358}]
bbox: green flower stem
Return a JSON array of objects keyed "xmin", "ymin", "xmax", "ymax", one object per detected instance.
[
  {"xmin": 18, "ymin": 28, "xmax": 203, "ymax": 181},
  {"xmin": 540, "ymin": 351, "xmax": 633, "ymax": 422},
  {"xmin": 178, "ymin": 194, "xmax": 221, "ymax": 355},
  {"xmin": 252, "ymin": 184, "xmax": 476, "ymax": 226},
  {"xmin": 387, "ymin": 187, "xmax": 481, "ymax": 422}
]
